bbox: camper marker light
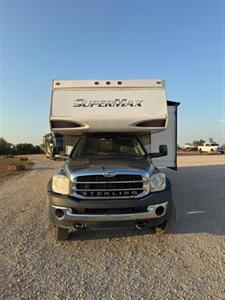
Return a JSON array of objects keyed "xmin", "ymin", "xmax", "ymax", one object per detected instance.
[
  {"xmin": 150, "ymin": 173, "xmax": 166, "ymax": 192},
  {"xmin": 52, "ymin": 174, "xmax": 70, "ymax": 195}
]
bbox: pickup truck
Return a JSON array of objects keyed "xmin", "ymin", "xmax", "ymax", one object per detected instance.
[
  {"xmin": 182, "ymin": 143, "xmax": 197, "ymax": 151},
  {"xmin": 47, "ymin": 134, "xmax": 176, "ymax": 240},
  {"xmin": 198, "ymin": 143, "xmax": 224, "ymax": 154}
]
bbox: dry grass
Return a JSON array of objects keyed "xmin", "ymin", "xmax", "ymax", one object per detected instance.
[{"xmin": 0, "ymin": 156, "xmax": 35, "ymax": 183}]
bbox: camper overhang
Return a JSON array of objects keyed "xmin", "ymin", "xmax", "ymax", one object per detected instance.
[{"xmin": 50, "ymin": 79, "xmax": 168, "ymax": 135}]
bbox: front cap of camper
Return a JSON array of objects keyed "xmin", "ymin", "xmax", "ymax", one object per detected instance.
[{"xmin": 50, "ymin": 79, "xmax": 168, "ymax": 133}]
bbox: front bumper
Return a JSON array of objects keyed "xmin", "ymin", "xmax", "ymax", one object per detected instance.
[
  {"xmin": 51, "ymin": 201, "xmax": 167, "ymax": 221},
  {"xmin": 47, "ymin": 180, "xmax": 172, "ymax": 229}
]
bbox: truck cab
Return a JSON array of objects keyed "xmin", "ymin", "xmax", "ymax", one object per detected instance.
[
  {"xmin": 47, "ymin": 79, "xmax": 179, "ymax": 240},
  {"xmin": 198, "ymin": 143, "xmax": 224, "ymax": 154}
]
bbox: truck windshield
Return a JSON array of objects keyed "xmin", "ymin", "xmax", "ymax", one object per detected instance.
[
  {"xmin": 211, "ymin": 143, "xmax": 219, "ymax": 146},
  {"xmin": 73, "ymin": 136, "xmax": 146, "ymax": 157}
]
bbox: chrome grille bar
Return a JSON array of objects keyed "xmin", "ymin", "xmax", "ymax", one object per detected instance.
[
  {"xmin": 71, "ymin": 172, "xmax": 150, "ymax": 199},
  {"xmin": 74, "ymin": 180, "xmax": 144, "ymax": 184},
  {"xmin": 75, "ymin": 188, "xmax": 145, "ymax": 191}
]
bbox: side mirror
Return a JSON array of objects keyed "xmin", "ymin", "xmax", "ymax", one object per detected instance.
[{"xmin": 149, "ymin": 144, "xmax": 168, "ymax": 158}]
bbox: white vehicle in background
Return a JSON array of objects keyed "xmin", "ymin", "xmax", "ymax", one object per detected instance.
[
  {"xmin": 198, "ymin": 143, "xmax": 224, "ymax": 154},
  {"xmin": 182, "ymin": 143, "xmax": 197, "ymax": 151}
]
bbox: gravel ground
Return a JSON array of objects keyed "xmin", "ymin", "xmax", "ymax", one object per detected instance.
[{"xmin": 0, "ymin": 154, "xmax": 224, "ymax": 299}]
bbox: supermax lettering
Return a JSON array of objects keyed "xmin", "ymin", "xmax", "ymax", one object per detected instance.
[{"xmin": 73, "ymin": 99, "xmax": 143, "ymax": 108}]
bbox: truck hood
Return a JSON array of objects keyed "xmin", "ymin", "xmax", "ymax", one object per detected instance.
[{"xmin": 65, "ymin": 155, "xmax": 152, "ymax": 175}]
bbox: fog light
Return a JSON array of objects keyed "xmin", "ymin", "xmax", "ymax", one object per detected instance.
[
  {"xmin": 55, "ymin": 209, "xmax": 64, "ymax": 219},
  {"xmin": 155, "ymin": 206, "xmax": 165, "ymax": 216}
]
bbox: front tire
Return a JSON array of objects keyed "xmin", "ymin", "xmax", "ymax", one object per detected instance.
[
  {"xmin": 56, "ymin": 227, "xmax": 69, "ymax": 241},
  {"xmin": 152, "ymin": 201, "xmax": 176, "ymax": 234}
]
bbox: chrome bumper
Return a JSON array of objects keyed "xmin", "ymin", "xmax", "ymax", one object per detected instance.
[{"xmin": 50, "ymin": 202, "xmax": 168, "ymax": 222}]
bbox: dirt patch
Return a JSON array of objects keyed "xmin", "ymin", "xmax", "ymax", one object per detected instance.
[
  {"xmin": 0, "ymin": 156, "xmax": 35, "ymax": 183},
  {"xmin": 0, "ymin": 155, "xmax": 224, "ymax": 299},
  {"xmin": 177, "ymin": 154, "xmax": 225, "ymax": 167},
  {"xmin": 177, "ymin": 150, "xmax": 225, "ymax": 156}
]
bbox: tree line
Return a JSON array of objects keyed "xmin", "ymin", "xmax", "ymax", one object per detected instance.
[
  {"xmin": 177, "ymin": 138, "xmax": 225, "ymax": 150},
  {"xmin": 192, "ymin": 138, "xmax": 217, "ymax": 146},
  {"xmin": 0, "ymin": 138, "xmax": 43, "ymax": 155}
]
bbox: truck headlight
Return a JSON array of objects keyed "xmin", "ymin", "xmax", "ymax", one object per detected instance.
[
  {"xmin": 52, "ymin": 174, "xmax": 70, "ymax": 195},
  {"xmin": 150, "ymin": 173, "xmax": 166, "ymax": 192}
]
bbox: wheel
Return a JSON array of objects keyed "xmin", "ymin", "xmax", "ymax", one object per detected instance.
[
  {"xmin": 152, "ymin": 201, "xmax": 176, "ymax": 234},
  {"xmin": 56, "ymin": 226, "xmax": 69, "ymax": 241},
  {"xmin": 199, "ymin": 149, "xmax": 203, "ymax": 154}
]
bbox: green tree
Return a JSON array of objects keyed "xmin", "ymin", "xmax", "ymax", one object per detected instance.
[
  {"xmin": 193, "ymin": 139, "xmax": 205, "ymax": 146},
  {"xmin": 15, "ymin": 143, "xmax": 43, "ymax": 154},
  {"xmin": 0, "ymin": 138, "xmax": 44, "ymax": 155},
  {"xmin": 0, "ymin": 137, "xmax": 12, "ymax": 155},
  {"xmin": 33, "ymin": 145, "xmax": 43, "ymax": 154},
  {"xmin": 209, "ymin": 138, "xmax": 215, "ymax": 143}
]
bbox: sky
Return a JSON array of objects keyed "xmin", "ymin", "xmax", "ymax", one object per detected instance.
[{"xmin": 0, "ymin": 0, "xmax": 224, "ymax": 145}]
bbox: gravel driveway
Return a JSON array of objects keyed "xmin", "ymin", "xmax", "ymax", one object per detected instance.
[{"xmin": 0, "ymin": 154, "xmax": 224, "ymax": 299}]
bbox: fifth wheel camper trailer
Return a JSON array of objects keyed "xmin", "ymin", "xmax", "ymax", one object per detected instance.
[
  {"xmin": 42, "ymin": 132, "xmax": 64, "ymax": 159},
  {"xmin": 47, "ymin": 79, "xmax": 180, "ymax": 240}
]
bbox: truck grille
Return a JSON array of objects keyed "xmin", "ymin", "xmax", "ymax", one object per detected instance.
[{"xmin": 72, "ymin": 174, "xmax": 149, "ymax": 199}]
